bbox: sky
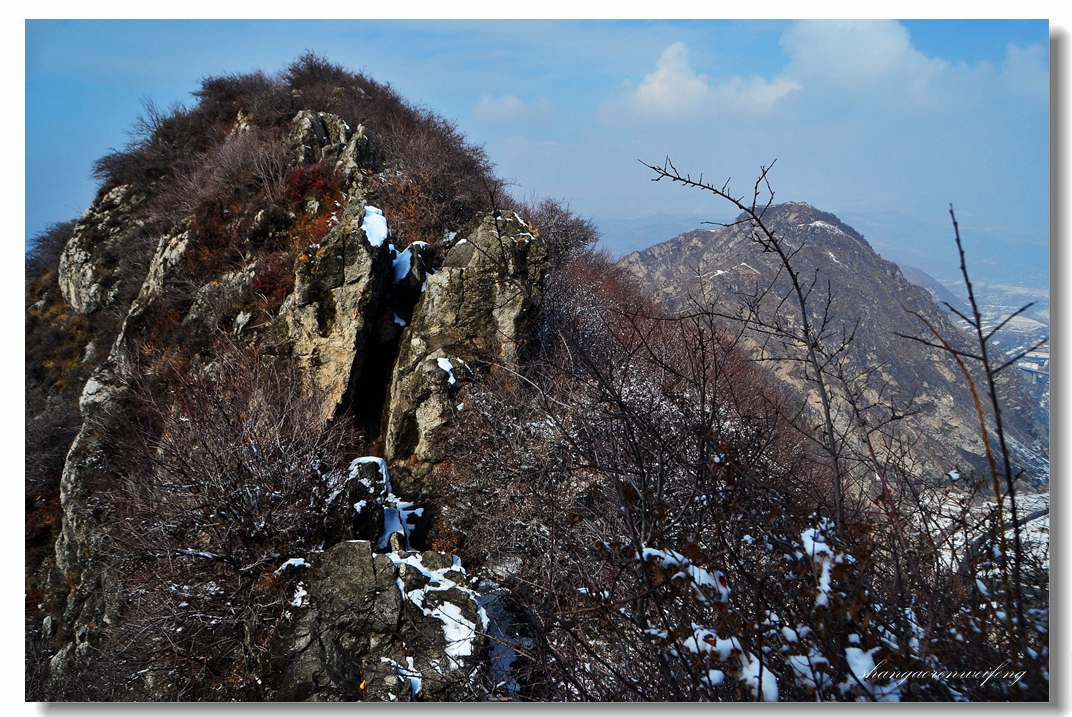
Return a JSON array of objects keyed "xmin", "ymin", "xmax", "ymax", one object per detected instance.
[{"xmin": 24, "ymin": 18, "xmax": 1052, "ymax": 287}]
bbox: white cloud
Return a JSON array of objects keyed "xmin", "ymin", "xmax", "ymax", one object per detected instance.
[
  {"xmin": 780, "ymin": 20, "xmax": 927, "ymax": 89},
  {"xmin": 604, "ymin": 41, "xmax": 799, "ymax": 122},
  {"xmin": 631, "ymin": 42, "xmax": 711, "ymax": 118},
  {"xmin": 999, "ymin": 43, "xmax": 1048, "ymax": 101},
  {"xmin": 474, "ymin": 92, "xmax": 549, "ymax": 122},
  {"xmin": 779, "ymin": 20, "xmax": 1048, "ymax": 112}
]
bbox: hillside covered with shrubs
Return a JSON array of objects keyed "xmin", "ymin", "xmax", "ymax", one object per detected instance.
[{"xmin": 26, "ymin": 55, "xmax": 1047, "ymax": 702}]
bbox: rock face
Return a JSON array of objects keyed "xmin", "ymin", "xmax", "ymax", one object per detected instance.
[
  {"xmin": 273, "ymin": 539, "xmax": 488, "ymax": 702},
  {"xmin": 620, "ymin": 202, "xmax": 1048, "ymax": 486},
  {"xmin": 57, "ymin": 184, "xmax": 146, "ymax": 316},
  {"xmin": 279, "ymin": 197, "xmax": 392, "ymax": 422},
  {"xmin": 383, "ymin": 212, "xmax": 549, "ymax": 496},
  {"xmin": 48, "ymin": 219, "xmax": 197, "ymax": 696},
  {"xmin": 37, "ymin": 107, "xmax": 548, "ymax": 701}
]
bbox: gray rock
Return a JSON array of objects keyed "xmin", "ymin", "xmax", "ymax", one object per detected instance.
[
  {"xmin": 278, "ymin": 196, "xmax": 392, "ymax": 422},
  {"xmin": 322, "ymin": 461, "xmax": 388, "ymax": 546},
  {"xmin": 282, "ymin": 110, "xmax": 367, "ymax": 193},
  {"xmin": 383, "ymin": 211, "xmax": 548, "ymax": 496},
  {"xmin": 57, "ymin": 184, "xmax": 144, "ymax": 315},
  {"xmin": 273, "ymin": 540, "xmax": 487, "ymax": 702},
  {"xmin": 284, "ymin": 110, "xmax": 329, "ymax": 165}
]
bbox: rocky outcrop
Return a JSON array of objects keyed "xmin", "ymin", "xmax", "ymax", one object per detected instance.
[
  {"xmin": 261, "ymin": 456, "xmax": 488, "ymax": 702},
  {"xmin": 383, "ymin": 212, "xmax": 549, "ymax": 496},
  {"xmin": 39, "ymin": 103, "xmax": 548, "ymax": 701},
  {"xmin": 285, "ymin": 109, "xmax": 371, "ymax": 188},
  {"xmin": 58, "ymin": 184, "xmax": 146, "ymax": 315},
  {"xmin": 278, "ymin": 197, "xmax": 391, "ymax": 422},
  {"xmin": 47, "ymin": 225, "xmax": 194, "ymax": 698},
  {"xmin": 272, "ymin": 540, "xmax": 487, "ymax": 702},
  {"xmin": 46, "ymin": 108, "xmax": 383, "ymax": 698}
]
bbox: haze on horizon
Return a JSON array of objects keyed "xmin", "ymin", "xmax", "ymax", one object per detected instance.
[{"xmin": 26, "ymin": 19, "xmax": 1050, "ymax": 288}]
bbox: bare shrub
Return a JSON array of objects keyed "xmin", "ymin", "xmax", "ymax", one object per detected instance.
[
  {"xmin": 508, "ymin": 196, "xmax": 599, "ymax": 268},
  {"xmin": 431, "ymin": 251, "xmax": 883, "ymax": 700},
  {"xmin": 98, "ymin": 347, "xmax": 362, "ymax": 699}
]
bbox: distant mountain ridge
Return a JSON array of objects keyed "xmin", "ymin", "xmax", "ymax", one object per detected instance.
[
  {"xmin": 619, "ymin": 202, "xmax": 1048, "ymax": 487},
  {"xmin": 897, "ymin": 263, "xmax": 969, "ymax": 317}
]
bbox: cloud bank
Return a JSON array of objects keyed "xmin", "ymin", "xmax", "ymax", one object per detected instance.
[
  {"xmin": 475, "ymin": 92, "xmax": 550, "ymax": 122},
  {"xmin": 602, "ymin": 41, "xmax": 800, "ymax": 121},
  {"xmin": 780, "ymin": 20, "xmax": 1048, "ymax": 111},
  {"xmin": 603, "ymin": 23, "xmax": 1047, "ymax": 123}
]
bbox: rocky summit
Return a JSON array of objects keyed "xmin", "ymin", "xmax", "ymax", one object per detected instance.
[{"xmin": 26, "ymin": 55, "xmax": 549, "ymax": 700}]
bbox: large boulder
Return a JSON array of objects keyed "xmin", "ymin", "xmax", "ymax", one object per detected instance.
[
  {"xmin": 382, "ymin": 212, "xmax": 548, "ymax": 496},
  {"xmin": 272, "ymin": 541, "xmax": 487, "ymax": 702}
]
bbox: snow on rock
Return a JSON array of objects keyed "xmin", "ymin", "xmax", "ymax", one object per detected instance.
[
  {"xmin": 275, "ymin": 557, "xmax": 310, "ymax": 572},
  {"xmin": 381, "ymin": 656, "xmax": 422, "ymax": 698},
  {"xmin": 436, "ymin": 357, "xmax": 457, "ymax": 386},
  {"xmin": 290, "ymin": 581, "xmax": 308, "ymax": 608},
  {"xmin": 351, "ymin": 456, "xmax": 391, "ymax": 498},
  {"xmin": 362, "ymin": 205, "xmax": 389, "ymax": 247},
  {"xmin": 391, "ymin": 243, "xmax": 425, "ymax": 285},
  {"xmin": 476, "ymin": 585, "xmax": 526, "ymax": 695},
  {"xmin": 386, "ymin": 551, "xmax": 489, "ymax": 670},
  {"xmin": 380, "ymin": 496, "xmax": 423, "ymax": 551},
  {"xmin": 347, "ymin": 457, "xmax": 423, "ymax": 551},
  {"xmin": 806, "ymin": 220, "xmax": 847, "ymax": 236}
]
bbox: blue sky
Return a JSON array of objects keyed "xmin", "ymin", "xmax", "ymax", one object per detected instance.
[{"xmin": 25, "ymin": 19, "xmax": 1052, "ymax": 286}]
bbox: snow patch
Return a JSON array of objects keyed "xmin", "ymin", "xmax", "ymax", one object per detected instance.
[
  {"xmin": 385, "ymin": 551, "xmax": 489, "ymax": 670},
  {"xmin": 806, "ymin": 220, "xmax": 847, "ymax": 236},
  {"xmin": 390, "ymin": 243, "xmax": 424, "ymax": 284},
  {"xmin": 362, "ymin": 205, "xmax": 389, "ymax": 247},
  {"xmin": 290, "ymin": 582, "xmax": 308, "ymax": 608},
  {"xmin": 640, "ymin": 547, "xmax": 730, "ymax": 605},
  {"xmin": 436, "ymin": 357, "xmax": 457, "ymax": 385},
  {"xmin": 275, "ymin": 558, "xmax": 310, "ymax": 572},
  {"xmin": 787, "ymin": 649, "xmax": 832, "ymax": 691},
  {"xmin": 843, "ymin": 646, "xmax": 901, "ymax": 701},
  {"xmin": 380, "ymin": 656, "xmax": 422, "ymax": 698},
  {"xmin": 349, "ymin": 457, "xmax": 422, "ymax": 551},
  {"xmin": 679, "ymin": 629, "xmax": 777, "ymax": 701},
  {"xmin": 799, "ymin": 519, "xmax": 845, "ymax": 608}
]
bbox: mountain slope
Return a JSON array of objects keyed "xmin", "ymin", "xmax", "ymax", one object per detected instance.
[
  {"xmin": 898, "ymin": 263, "xmax": 969, "ymax": 317},
  {"xmin": 620, "ymin": 202, "xmax": 1047, "ymax": 488}
]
